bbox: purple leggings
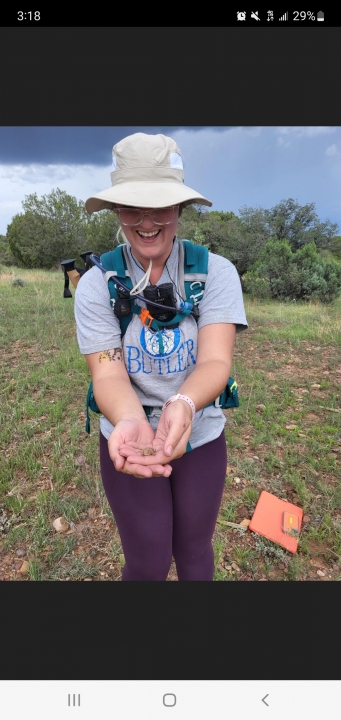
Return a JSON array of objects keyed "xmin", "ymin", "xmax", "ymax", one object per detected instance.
[{"xmin": 99, "ymin": 431, "xmax": 227, "ymax": 581}]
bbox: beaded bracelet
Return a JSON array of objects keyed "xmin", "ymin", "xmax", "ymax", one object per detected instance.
[{"xmin": 162, "ymin": 393, "xmax": 196, "ymax": 422}]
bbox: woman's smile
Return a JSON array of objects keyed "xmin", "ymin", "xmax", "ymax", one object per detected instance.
[{"xmin": 136, "ymin": 228, "xmax": 161, "ymax": 242}]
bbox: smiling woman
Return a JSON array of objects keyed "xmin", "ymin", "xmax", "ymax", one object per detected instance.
[{"xmin": 74, "ymin": 132, "xmax": 248, "ymax": 581}]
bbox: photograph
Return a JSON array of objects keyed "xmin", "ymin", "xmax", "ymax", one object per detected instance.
[{"xmin": 1, "ymin": 124, "xmax": 340, "ymax": 583}]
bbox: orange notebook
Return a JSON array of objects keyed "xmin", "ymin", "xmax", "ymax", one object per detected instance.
[{"xmin": 249, "ymin": 491, "xmax": 303, "ymax": 553}]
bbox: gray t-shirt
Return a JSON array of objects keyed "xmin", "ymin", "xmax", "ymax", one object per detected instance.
[{"xmin": 74, "ymin": 237, "xmax": 248, "ymax": 448}]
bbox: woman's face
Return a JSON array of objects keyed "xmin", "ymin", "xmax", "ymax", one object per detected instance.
[{"xmin": 116, "ymin": 205, "xmax": 179, "ymax": 269}]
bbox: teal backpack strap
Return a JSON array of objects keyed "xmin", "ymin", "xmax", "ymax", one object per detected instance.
[
  {"xmin": 181, "ymin": 241, "xmax": 240, "ymax": 413},
  {"xmin": 181, "ymin": 239, "xmax": 208, "ymax": 306},
  {"xmin": 86, "ymin": 246, "xmax": 133, "ymax": 434},
  {"xmin": 86, "ymin": 380, "xmax": 100, "ymax": 434},
  {"xmin": 100, "ymin": 245, "xmax": 133, "ymax": 337},
  {"xmin": 210, "ymin": 378, "xmax": 240, "ymax": 410},
  {"xmin": 101, "ymin": 245, "xmax": 127, "ymax": 277}
]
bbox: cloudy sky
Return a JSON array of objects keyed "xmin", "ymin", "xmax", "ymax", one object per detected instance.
[{"xmin": 0, "ymin": 126, "xmax": 340, "ymax": 236}]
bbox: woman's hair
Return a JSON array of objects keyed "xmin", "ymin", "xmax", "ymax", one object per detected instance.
[{"xmin": 115, "ymin": 225, "xmax": 129, "ymax": 245}]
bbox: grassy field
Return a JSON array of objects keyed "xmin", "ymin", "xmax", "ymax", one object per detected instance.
[{"xmin": 1, "ymin": 266, "xmax": 340, "ymax": 581}]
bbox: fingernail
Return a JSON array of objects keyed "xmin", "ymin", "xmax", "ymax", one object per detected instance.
[{"xmin": 166, "ymin": 446, "xmax": 173, "ymax": 456}]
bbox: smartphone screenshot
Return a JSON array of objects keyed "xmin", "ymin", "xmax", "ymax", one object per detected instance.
[{"xmin": 1, "ymin": 13, "xmax": 340, "ymax": 717}]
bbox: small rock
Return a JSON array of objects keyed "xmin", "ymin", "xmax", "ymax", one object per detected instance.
[
  {"xmin": 19, "ymin": 560, "xmax": 30, "ymax": 575},
  {"xmin": 16, "ymin": 548, "xmax": 26, "ymax": 557},
  {"xmin": 311, "ymin": 383, "xmax": 321, "ymax": 389},
  {"xmin": 240, "ymin": 519, "xmax": 250, "ymax": 527},
  {"xmin": 88, "ymin": 507, "xmax": 96, "ymax": 518},
  {"xmin": 75, "ymin": 454, "xmax": 86, "ymax": 466},
  {"xmin": 52, "ymin": 516, "xmax": 69, "ymax": 533},
  {"xmin": 310, "ymin": 558, "xmax": 324, "ymax": 569},
  {"xmin": 234, "ymin": 477, "xmax": 241, "ymax": 484},
  {"xmin": 256, "ymin": 404, "xmax": 266, "ymax": 411},
  {"xmin": 84, "ymin": 578, "xmax": 92, "ymax": 581},
  {"xmin": 286, "ymin": 425, "xmax": 298, "ymax": 430},
  {"xmin": 231, "ymin": 562, "xmax": 240, "ymax": 571},
  {"xmin": 298, "ymin": 433, "xmax": 307, "ymax": 438},
  {"xmin": 317, "ymin": 570, "xmax": 325, "ymax": 577},
  {"xmin": 303, "ymin": 515, "xmax": 310, "ymax": 523}
]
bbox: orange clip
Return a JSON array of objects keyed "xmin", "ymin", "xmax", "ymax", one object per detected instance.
[{"xmin": 139, "ymin": 307, "xmax": 154, "ymax": 328}]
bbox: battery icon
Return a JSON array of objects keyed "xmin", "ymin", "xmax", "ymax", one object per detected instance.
[{"xmin": 317, "ymin": 11, "xmax": 324, "ymax": 21}]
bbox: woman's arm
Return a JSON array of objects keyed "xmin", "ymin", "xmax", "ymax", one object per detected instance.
[
  {"xmin": 85, "ymin": 348, "xmax": 172, "ymax": 477},
  {"xmin": 85, "ymin": 347, "xmax": 147, "ymax": 425},
  {"xmin": 177, "ymin": 323, "xmax": 236, "ymax": 410}
]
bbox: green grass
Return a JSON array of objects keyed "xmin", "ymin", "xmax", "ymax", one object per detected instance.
[{"xmin": 1, "ymin": 267, "xmax": 341, "ymax": 581}]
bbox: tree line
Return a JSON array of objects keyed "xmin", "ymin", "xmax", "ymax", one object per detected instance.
[{"xmin": 1, "ymin": 189, "xmax": 341, "ymax": 303}]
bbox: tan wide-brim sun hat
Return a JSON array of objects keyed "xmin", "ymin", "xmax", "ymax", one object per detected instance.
[{"xmin": 85, "ymin": 133, "xmax": 212, "ymax": 214}]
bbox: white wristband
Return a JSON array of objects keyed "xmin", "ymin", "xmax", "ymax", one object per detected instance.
[{"xmin": 162, "ymin": 394, "xmax": 196, "ymax": 422}]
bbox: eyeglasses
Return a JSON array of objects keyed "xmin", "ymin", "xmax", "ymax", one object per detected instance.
[{"xmin": 115, "ymin": 206, "xmax": 178, "ymax": 226}]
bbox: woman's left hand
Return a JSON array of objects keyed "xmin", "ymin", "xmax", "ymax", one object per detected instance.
[{"xmin": 155, "ymin": 400, "xmax": 193, "ymax": 459}]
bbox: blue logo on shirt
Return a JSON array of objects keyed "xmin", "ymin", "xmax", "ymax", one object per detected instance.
[
  {"xmin": 126, "ymin": 331, "xmax": 196, "ymax": 375},
  {"xmin": 140, "ymin": 327, "xmax": 181, "ymax": 358}
]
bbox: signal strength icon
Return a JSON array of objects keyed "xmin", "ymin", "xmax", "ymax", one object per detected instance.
[{"xmin": 279, "ymin": 12, "xmax": 288, "ymax": 20}]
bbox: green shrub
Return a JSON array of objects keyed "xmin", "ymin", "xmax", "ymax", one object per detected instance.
[
  {"xmin": 252, "ymin": 240, "xmax": 341, "ymax": 304},
  {"xmin": 243, "ymin": 271, "xmax": 271, "ymax": 299},
  {"xmin": 0, "ymin": 235, "xmax": 17, "ymax": 266}
]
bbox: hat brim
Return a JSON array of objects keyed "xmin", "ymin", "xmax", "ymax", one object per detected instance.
[{"xmin": 85, "ymin": 181, "xmax": 212, "ymax": 214}]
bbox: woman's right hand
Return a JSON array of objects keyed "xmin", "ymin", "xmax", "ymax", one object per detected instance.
[{"xmin": 107, "ymin": 419, "xmax": 172, "ymax": 478}]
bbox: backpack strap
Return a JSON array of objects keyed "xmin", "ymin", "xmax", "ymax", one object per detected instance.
[
  {"xmin": 181, "ymin": 239, "xmax": 208, "ymax": 306},
  {"xmin": 100, "ymin": 245, "xmax": 133, "ymax": 338},
  {"xmin": 180, "ymin": 241, "xmax": 239, "ymax": 412}
]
